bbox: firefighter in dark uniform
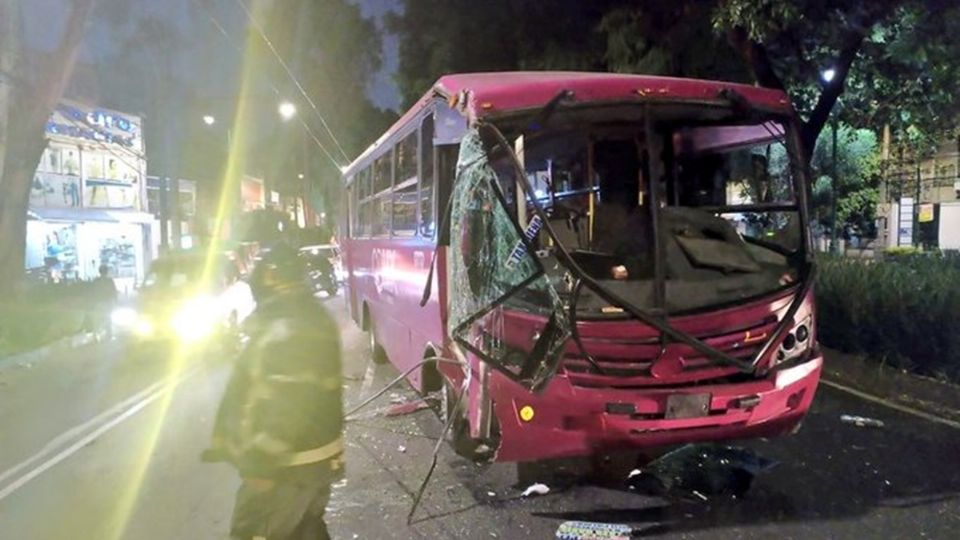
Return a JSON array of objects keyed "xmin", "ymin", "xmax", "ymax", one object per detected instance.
[{"xmin": 203, "ymin": 243, "xmax": 344, "ymax": 540}]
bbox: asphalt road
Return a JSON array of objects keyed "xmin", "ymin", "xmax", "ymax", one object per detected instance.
[{"xmin": 1, "ymin": 297, "xmax": 959, "ymax": 539}]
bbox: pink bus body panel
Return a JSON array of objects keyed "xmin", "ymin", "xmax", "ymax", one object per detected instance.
[{"xmin": 344, "ymin": 237, "xmax": 445, "ymax": 390}]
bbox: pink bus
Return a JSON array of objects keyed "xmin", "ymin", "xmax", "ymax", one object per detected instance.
[{"xmin": 341, "ymin": 72, "xmax": 822, "ymax": 463}]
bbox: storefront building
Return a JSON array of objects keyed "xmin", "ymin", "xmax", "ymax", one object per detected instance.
[{"xmin": 25, "ymin": 100, "xmax": 152, "ymax": 292}]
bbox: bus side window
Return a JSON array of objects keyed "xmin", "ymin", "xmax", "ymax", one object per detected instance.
[
  {"xmin": 356, "ymin": 168, "xmax": 371, "ymax": 237},
  {"xmin": 345, "ymin": 183, "xmax": 353, "ymax": 238},
  {"xmin": 436, "ymin": 145, "xmax": 458, "ymax": 245},
  {"xmin": 393, "ymin": 132, "xmax": 418, "ymax": 236},
  {"xmin": 420, "ymin": 114, "xmax": 435, "ymax": 237},
  {"xmin": 372, "ymin": 153, "xmax": 392, "ymax": 237}
]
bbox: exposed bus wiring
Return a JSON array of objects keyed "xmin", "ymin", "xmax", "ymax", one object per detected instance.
[
  {"xmin": 188, "ymin": 0, "xmax": 345, "ymax": 170},
  {"xmin": 342, "ymin": 354, "xmax": 476, "ymax": 524},
  {"xmin": 230, "ymin": 0, "xmax": 350, "ymax": 162}
]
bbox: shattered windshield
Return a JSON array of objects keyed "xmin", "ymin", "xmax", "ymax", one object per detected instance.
[
  {"xmin": 488, "ymin": 108, "xmax": 805, "ymax": 315},
  {"xmin": 447, "ymin": 130, "xmax": 571, "ymax": 390}
]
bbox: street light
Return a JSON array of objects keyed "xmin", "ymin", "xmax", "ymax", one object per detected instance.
[
  {"xmin": 297, "ymin": 173, "xmax": 304, "ymax": 179},
  {"xmin": 278, "ymin": 101, "xmax": 297, "ymax": 121},
  {"xmin": 822, "ymin": 68, "xmax": 836, "ymax": 83},
  {"xmin": 202, "ymin": 115, "xmax": 216, "ymax": 126}
]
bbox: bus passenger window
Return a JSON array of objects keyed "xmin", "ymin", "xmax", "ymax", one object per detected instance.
[
  {"xmin": 356, "ymin": 168, "xmax": 372, "ymax": 237},
  {"xmin": 393, "ymin": 133, "xmax": 418, "ymax": 236},
  {"xmin": 372, "ymin": 154, "xmax": 392, "ymax": 237},
  {"xmin": 420, "ymin": 115, "xmax": 435, "ymax": 237}
]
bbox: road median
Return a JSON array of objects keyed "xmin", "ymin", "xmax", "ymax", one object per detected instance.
[{"xmin": 822, "ymin": 346, "xmax": 960, "ymax": 426}]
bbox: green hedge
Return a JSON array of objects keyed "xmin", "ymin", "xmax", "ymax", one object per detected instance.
[
  {"xmin": 816, "ymin": 252, "xmax": 960, "ymax": 381},
  {"xmin": 0, "ymin": 282, "xmax": 105, "ymax": 357}
]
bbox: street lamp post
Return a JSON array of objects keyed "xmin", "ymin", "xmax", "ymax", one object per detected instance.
[
  {"xmin": 276, "ymin": 102, "xmax": 310, "ymax": 227},
  {"xmin": 822, "ymin": 68, "xmax": 840, "ymax": 254},
  {"xmin": 831, "ymin": 115, "xmax": 839, "ymax": 253}
]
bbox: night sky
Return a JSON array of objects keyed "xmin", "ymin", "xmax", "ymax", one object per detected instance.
[{"xmin": 21, "ymin": 0, "xmax": 403, "ymax": 112}]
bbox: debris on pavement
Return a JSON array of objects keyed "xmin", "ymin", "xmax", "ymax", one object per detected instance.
[
  {"xmin": 384, "ymin": 398, "xmax": 431, "ymax": 417},
  {"xmin": 627, "ymin": 443, "xmax": 778, "ymax": 499},
  {"xmin": 522, "ymin": 483, "xmax": 551, "ymax": 497},
  {"xmin": 840, "ymin": 414, "xmax": 885, "ymax": 428},
  {"xmin": 556, "ymin": 520, "xmax": 633, "ymax": 540},
  {"xmin": 397, "ymin": 445, "xmax": 407, "ymax": 453}
]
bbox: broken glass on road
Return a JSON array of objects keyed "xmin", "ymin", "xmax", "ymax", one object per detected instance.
[{"xmin": 628, "ymin": 444, "xmax": 779, "ymax": 499}]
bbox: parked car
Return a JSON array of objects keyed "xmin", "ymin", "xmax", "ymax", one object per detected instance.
[{"xmin": 299, "ymin": 244, "xmax": 342, "ymax": 296}]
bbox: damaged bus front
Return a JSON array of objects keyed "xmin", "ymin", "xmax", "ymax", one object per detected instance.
[{"xmin": 441, "ymin": 75, "xmax": 822, "ymax": 462}]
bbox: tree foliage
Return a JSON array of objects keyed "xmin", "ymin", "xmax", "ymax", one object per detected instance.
[
  {"xmin": 709, "ymin": 0, "xmax": 960, "ymax": 158},
  {"xmin": 249, "ymin": 0, "xmax": 397, "ymax": 220},
  {"xmin": 392, "ymin": 0, "xmax": 960, "ymax": 168},
  {"xmin": 810, "ymin": 125, "xmax": 881, "ymax": 238},
  {"xmin": 388, "ymin": 0, "xmax": 625, "ymax": 108},
  {"xmin": 600, "ymin": 3, "xmax": 750, "ymax": 82}
]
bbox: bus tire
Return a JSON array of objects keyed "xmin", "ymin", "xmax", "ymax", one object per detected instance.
[
  {"xmin": 367, "ymin": 319, "xmax": 388, "ymax": 365},
  {"xmin": 440, "ymin": 378, "xmax": 495, "ymax": 462}
]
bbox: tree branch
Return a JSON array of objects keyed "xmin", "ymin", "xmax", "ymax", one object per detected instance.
[
  {"xmin": 725, "ymin": 26, "xmax": 786, "ymax": 91},
  {"xmin": 28, "ymin": 0, "xmax": 96, "ymax": 127},
  {"xmin": 800, "ymin": 31, "xmax": 866, "ymax": 152}
]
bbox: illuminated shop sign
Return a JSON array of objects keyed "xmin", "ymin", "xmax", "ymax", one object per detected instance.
[{"xmin": 45, "ymin": 103, "xmax": 142, "ymax": 150}]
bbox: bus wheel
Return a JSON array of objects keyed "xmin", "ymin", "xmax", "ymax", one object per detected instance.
[
  {"xmin": 440, "ymin": 379, "xmax": 495, "ymax": 462},
  {"xmin": 368, "ymin": 320, "xmax": 388, "ymax": 365}
]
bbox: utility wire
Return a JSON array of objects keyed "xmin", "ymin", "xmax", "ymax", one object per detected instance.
[
  {"xmin": 231, "ymin": 0, "xmax": 351, "ymax": 162},
  {"xmin": 189, "ymin": 0, "xmax": 345, "ymax": 170}
]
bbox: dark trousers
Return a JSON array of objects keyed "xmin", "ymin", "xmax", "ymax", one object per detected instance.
[{"xmin": 231, "ymin": 478, "xmax": 331, "ymax": 540}]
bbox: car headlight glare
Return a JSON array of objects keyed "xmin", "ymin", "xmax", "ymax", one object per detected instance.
[
  {"xmin": 111, "ymin": 307, "xmax": 138, "ymax": 327},
  {"xmin": 134, "ymin": 320, "xmax": 154, "ymax": 337},
  {"xmin": 170, "ymin": 297, "xmax": 220, "ymax": 342}
]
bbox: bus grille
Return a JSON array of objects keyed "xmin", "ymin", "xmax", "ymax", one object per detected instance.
[{"xmin": 561, "ymin": 317, "xmax": 777, "ymax": 388}]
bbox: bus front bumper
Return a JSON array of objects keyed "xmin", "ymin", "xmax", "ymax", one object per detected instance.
[{"xmin": 489, "ymin": 353, "xmax": 823, "ymax": 463}]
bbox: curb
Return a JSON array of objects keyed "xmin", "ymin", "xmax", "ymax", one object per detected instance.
[
  {"xmin": 822, "ymin": 347, "xmax": 960, "ymax": 425},
  {"xmin": 0, "ymin": 332, "xmax": 97, "ymax": 370}
]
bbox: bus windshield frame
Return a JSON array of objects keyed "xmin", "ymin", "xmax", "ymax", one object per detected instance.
[{"xmin": 482, "ymin": 101, "xmax": 813, "ymax": 319}]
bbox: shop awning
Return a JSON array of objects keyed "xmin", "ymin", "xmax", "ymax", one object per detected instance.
[{"xmin": 28, "ymin": 206, "xmax": 154, "ymax": 224}]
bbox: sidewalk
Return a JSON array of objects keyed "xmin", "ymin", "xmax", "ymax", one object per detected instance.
[
  {"xmin": 0, "ymin": 332, "xmax": 96, "ymax": 370},
  {"xmin": 821, "ymin": 347, "xmax": 960, "ymax": 425}
]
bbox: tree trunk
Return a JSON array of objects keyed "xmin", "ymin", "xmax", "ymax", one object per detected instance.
[{"xmin": 0, "ymin": 0, "xmax": 95, "ymax": 295}]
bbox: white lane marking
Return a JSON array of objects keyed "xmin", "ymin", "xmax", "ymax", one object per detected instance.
[
  {"xmin": 822, "ymin": 378, "xmax": 960, "ymax": 431},
  {"xmin": 0, "ymin": 377, "xmax": 168, "ymax": 487},
  {"xmin": 0, "ymin": 365, "xmax": 201, "ymax": 502}
]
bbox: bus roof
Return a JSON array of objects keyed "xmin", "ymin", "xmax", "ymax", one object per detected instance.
[
  {"xmin": 343, "ymin": 71, "xmax": 792, "ymax": 178},
  {"xmin": 436, "ymin": 71, "xmax": 791, "ymax": 117}
]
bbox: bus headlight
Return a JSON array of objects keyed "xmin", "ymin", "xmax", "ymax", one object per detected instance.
[
  {"xmin": 111, "ymin": 307, "xmax": 138, "ymax": 327},
  {"xmin": 171, "ymin": 297, "xmax": 220, "ymax": 343},
  {"xmin": 775, "ymin": 316, "xmax": 813, "ymax": 365}
]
